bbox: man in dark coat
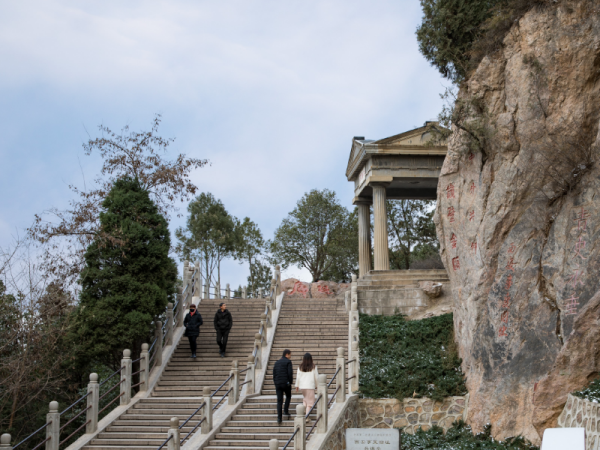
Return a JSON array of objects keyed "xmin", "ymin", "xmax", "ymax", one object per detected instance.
[
  {"xmin": 214, "ymin": 302, "xmax": 232, "ymax": 357},
  {"xmin": 272, "ymin": 349, "xmax": 293, "ymax": 424},
  {"xmin": 183, "ymin": 303, "xmax": 203, "ymax": 358}
]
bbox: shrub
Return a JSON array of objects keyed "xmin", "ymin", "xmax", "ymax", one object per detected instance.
[
  {"xmin": 359, "ymin": 313, "xmax": 467, "ymax": 401},
  {"xmin": 573, "ymin": 377, "xmax": 600, "ymax": 403},
  {"xmin": 401, "ymin": 420, "xmax": 539, "ymax": 449}
]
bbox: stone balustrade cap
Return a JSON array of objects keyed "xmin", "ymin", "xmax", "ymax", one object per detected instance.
[
  {"xmin": 203, "ymin": 386, "xmax": 211, "ymax": 396},
  {"xmin": 170, "ymin": 417, "xmax": 179, "ymax": 428},
  {"xmin": 337, "ymin": 347, "xmax": 345, "ymax": 357},
  {"xmin": 296, "ymin": 404, "xmax": 306, "ymax": 416},
  {"xmin": 123, "ymin": 349, "xmax": 131, "ymax": 358},
  {"xmin": 142, "ymin": 343, "xmax": 149, "ymax": 351},
  {"xmin": 255, "ymin": 333, "xmax": 262, "ymax": 340},
  {"xmin": 1, "ymin": 434, "xmax": 10, "ymax": 445},
  {"xmin": 49, "ymin": 401, "xmax": 59, "ymax": 412},
  {"xmin": 90, "ymin": 373, "xmax": 99, "ymax": 382}
]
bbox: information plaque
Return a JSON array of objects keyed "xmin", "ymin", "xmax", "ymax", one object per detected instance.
[{"xmin": 346, "ymin": 428, "xmax": 400, "ymax": 450}]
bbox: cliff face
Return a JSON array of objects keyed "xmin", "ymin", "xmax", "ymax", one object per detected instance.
[{"xmin": 434, "ymin": 1, "xmax": 600, "ymax": 443}]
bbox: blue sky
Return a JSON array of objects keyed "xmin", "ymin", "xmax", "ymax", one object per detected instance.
[{"xmin": 0, "ymin": 0, "xmax": 447, "ymax": 286}]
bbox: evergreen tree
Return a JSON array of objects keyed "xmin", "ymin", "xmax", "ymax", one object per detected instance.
[{"xmin": 70, "ymin": 178, "xmax": 177, "ymax": 370}]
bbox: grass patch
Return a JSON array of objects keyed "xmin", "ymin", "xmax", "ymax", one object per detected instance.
[
  {"xmin": 359, "ymin": 313, "xmax": 467, "ymax": 401},
  {"xmin": 401, "ymin": 420, "xmax": 539, "ymax": 449},
  {"xmin": 573, "ymin": 377, "xmax": 600, "ymax": 403}
]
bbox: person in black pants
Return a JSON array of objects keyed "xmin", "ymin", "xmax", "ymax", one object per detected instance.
[
  {"xmin": 183, "ymin": 303, "xmax": 203, "ymax": 358},
  {"xmin": 214, "ymin": 302, "xmax": 233, "ymax": 357},
  {"xmin": 272, "ymin": 349, "xmax": 293, "ymax": 424}
]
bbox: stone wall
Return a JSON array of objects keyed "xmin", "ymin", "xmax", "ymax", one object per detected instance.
[
  {"xmin": 357, "ymin": 396, "xmax": 469, "ymax": 434},
  {"xmin": 319, "ymin": 396, "xmax": 359, "ymax": 450},
  {"xmin": 557, "ymin": 394, "xmax": 600, "ymax": 450},
  {"xmin": 282, "ymin": 278, "xmax": 350, "ymax": 299}
]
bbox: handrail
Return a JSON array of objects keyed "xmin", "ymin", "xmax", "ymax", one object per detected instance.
[
  {"xmin": 306, "ymin": 414, "xmax": 321, "ymax": 440},
  {"xmin": 99, "ymin": 366, "xmax": 124, "ymax": 388},
  {"xmin": 328, "ymin": 385, "xmax": 341, "ymax": 408},
  {"xmin": 346, "ymin": 375, "xmax": 356, "ymax": 382},
  {"xmin": 212, "ymin": 387, "xmax": 233, "ymax": 410},
  {"xmin": 98, "ymin": 392, "xmax": 125, "ymax": 415},
  {"xmin": 60, "ymin": 405, "xmax": 91, "ymax": 431},
  {"xmin": 180, "ymin": 417, "xmax": 205, "ymax": 445},
  {"xmin": 210, "ymin": 374, "xmax": 233, "ymax": 398},
  {"xmin": 31, "ymin": 436, "xmax": 51, "ymax": 450},
  {"xmin": 157, "ymin": 434, "xmax": 173, "ymax": 450},
  {"xmin": 305, "ymin": 394, "xmax": 322, "ymax": 419},
  {"xmin": 327, "ymin": 367, "xmax": 341, "ymax": 388},
  {"xmin": 60, "ymin": 391, "xmax": 91, "ymax": 416},
  {"xmin": 13, "ymin": 422, "xmax": 50, "ymax": 449},
  {"xmin": 179, "ymin": 401, "xmax": 206, "ymax": 429},
  {"xmin": 282, "ymin": 427, "xmax": 299, "ymax": 450},
  {"xmin": 345, "ymin": 358, "xmax": 356, "ymax": 365},
  {"xmin": 59, "ymin": 419, "xmax": 90, "ymax": 446}
]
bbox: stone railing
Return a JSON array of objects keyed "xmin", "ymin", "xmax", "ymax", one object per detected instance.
[{"xmin": 558, "ymin": 393, "xmax": 600, "ymax": 450}]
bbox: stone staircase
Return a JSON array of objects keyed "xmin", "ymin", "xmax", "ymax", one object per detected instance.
[
  {"xmin": 82, "ymin": 298, "xmax": 264, "ymax": 450},
  {"xmin": 357, "ymin": 269, "xmax": 449, "ymax": 315},
  {"xmin": 204, "ymin": 296, "xmax": 349, "ymax": 450}
]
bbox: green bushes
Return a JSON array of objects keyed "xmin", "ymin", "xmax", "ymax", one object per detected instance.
[
  {"xmin": 401, "ymin": 420, "xmax": 539, "ymax": 449},
  {"xmin": 573, "ymin": 377, "xmax": 600, "ymax": 403},
  {"xmin": 359, "ymin": 313, "xmax": 467, "ymax": 401}
]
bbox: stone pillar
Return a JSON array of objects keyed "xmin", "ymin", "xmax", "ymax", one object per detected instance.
[
  {"xmin": 270, "ymin": 279, "xmax": 277, "ymax": 305},
  {"xmin": 121, "ymin": 350, "xmax": 132, "ymax": 405},
  {"xmin": 260, "ymin": 315, "xmax": 267, "ymax": 339},
  {"xmin": 356, "ymin": 200, "xmax": 372, "ymax": 277},
  {"xmin": 294, "ymin": 404, "xmax": 306, "ymax": 450},
  {"xmin": 265, "ymin": 302, "xmax": 272, "ymax": 328},
  {"xmin": 372, "ymin": 184, "xmax": 390, "ymax": 270},
  {"xmin": 86, "ymin": 374, "xmax": 99, "ymax": 434},
  {"xmin": 254, "ymin": 334, "xmax": 262, "ymax": 369},
  {"xmin": 201, "ymin": 387, "xmax": 212, "ymax": 434},
  {"xmin": 176, "ymin": 288, "xmax": 184, "ymax": 327},
  {"xmin": 166, "ymin": 303, "xmax": 174, "ymax": 346},
  {"xmin": 275, "ymin": 265, "xmax": 281, "ymax": 295},
  {"xmin": 226, "ymin": 284, "xmax": 231, "ymax": 299},
  {"xmin": 317, "ymin": 374, "xmax": 328, "ymax": 433},
  {"xmin": 0, "ymin": 434, "xmax": 12, "ymax": 450},
  {"xmin": 155, "ymin": 321, "xmax": 163, "ymax": 367},
  {"xmin": 215, "ymin": 282, "xmax": 221, "ymax": 299},
  {"xmin": 336, "ymin": 347, "xmax": 346, "ymax": 404},
  {"xmin": 242, "ymin": 286, "xmax": 247, "ymax": 299},
  {"xmin": 203, "ymin": 284, "xmax": 209, "ymax": 299},
  {"xmin": 258, "ymin": 288, "xmax": 263, "ymax": 298},
  {"xmin": 140, "ymin": 343, "xmax": 149, "ymax": 392},
  {"xmin": 229, "ymin": 360, "xmax": 240, "ymax": 404},
  {"xmin": 269, "ymin": 439, "xmax": 279, "ymax": 450},
  {"xmin": 245, "ymin": 355, "xmax": 255, "ymax": 395},
  {"xmin": 194, "ymin": 261, "xmax": 201, "ymax": 295},
  {"xmin": 350, "ymin": 341, "xmax": 360, "ymax": 393},
  {"xmin": 46, "ymin": 401, "xmax": 59, "ymax": 450},
  {"xmin": 167, "ymin": 417, "xmax": 180, "ymax": 450}
]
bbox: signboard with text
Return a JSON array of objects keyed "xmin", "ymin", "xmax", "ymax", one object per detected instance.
[{"xmin": 346, "ymin": 428, "xmax": 400, "ymax": 450}]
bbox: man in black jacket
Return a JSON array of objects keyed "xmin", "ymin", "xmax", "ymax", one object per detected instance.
[
  {"xmin": 214, "ymin": 302, "xmax": 232, "ymax": 357},
  {"xmin": 272, "ymin": 349, "xmax": 293, "ymax": 424},
  {"xmin": 183, "ymin": 303, "xmax": 203, "ymax": 358}
]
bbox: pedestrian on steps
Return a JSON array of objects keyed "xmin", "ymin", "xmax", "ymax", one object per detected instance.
[
  {"xmin": 295, "ymin": 352, "xmax": 319, "ymax": 424},
  {"xmin": 183, "ymin": 303, "xmax": 203, "ymax": 358},
  {"xmin": 272, "ymin": 349, "xmax": 293, "ymax": 425},
  {"xmin": 214, "ymin": 302, "xmax": 232, "ymax": 357}
]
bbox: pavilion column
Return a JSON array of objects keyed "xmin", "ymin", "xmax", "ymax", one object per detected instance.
[
  {"xmin": 372, "ymin": 184, "xmax": 390, "ymax": 270},
  {"xmin": 356, "ymin": 200, "xmax": 372, "ymax": 278}
]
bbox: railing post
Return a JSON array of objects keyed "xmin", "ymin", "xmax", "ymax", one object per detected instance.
[
  {"xmin": 203, "ymin": 284, "xmax": 209, "ymax": 299},
  {"xmin": 275, "ymin": 264, "xmax": 281, "ymax": 288},
  {"xmin": 167, "ymin": 417, "xmax": 180, "ymax": 450},
  {"xmin": 260, "ymin": 314, "xmax": 267, "ymax": 335},
  {"xmin": 155, "ymin": 321, "xmax": 163, "ymax": 367},
  {"xmin": 46, "ymin": 401, "xmax": 59, "ymax": 450},
  {"xmin": 229, "ymin": 360, "xmax": 240, "ymax": 404},
  {"xmin": 258, "ymin": 288, "xmax": 263, "ymax": 298},
  {"xmin": 166, "ymin": 303, "xmax": 174, "ymax": 346},
  {"xmin": 216, "ymin": 282, "xmax": 221, "ymax": 299},
  {"xmin": 336, "ymin": 347, "xmax": 346, "ymax": 404},
  {"xmin": 350, "ymin": 341, "xmax": 359, "ymax": 393},
  {"xmin": 265, "ymin": 302, "xmax": 272, "ymax": 328},
  {"xmin": 245, "ymin": 355, "xmax": 255, "ymax": 394},
  {"xmin": 201, "ymin": 387, "xmax": 212, "ymax": 433},
  {"xmin": 177, "ymin": 288, "xmax": 184, "ymax": 327},
  {"xmin": 86, "ymin": 373, "xmax": 99, "ymax": 434},
  {"xmin": 242, "ymin": 286, "xmax": 247, "ymax": 299},
  {"xmin": 226, "ymin": 283, "xmax": 231, "ymax": 299},
  {"xmin": 254, "ymin": 334, "xmax": 262, "ymax": 369},
  {"xmin": 195, "ymin": 261, "xmax": 201, "ymax": 294},
  {"xmin": 317, "ymin": 374, "xmax": 328, "ymax": 433},
  {"xmin": 269, "ymin": 439, "xmax": 279, "ymax": 450},
  {"xmin": 121, "ymin": 350, "xmax": 132, "ymax": 405},
  {"xmin": 270, "ymin": 279, "xmax": 277, "ymax": 310},
  {"xmin": 140, "ymin": 343, "xmax": 149, "ymax": 392},
  {"xmin": 0, "ymin": 434, "xmax": 12, "ymax": 450},
  {"xmin": 294, "ymin": 404, "xmax": 306, "ymax": 450}
]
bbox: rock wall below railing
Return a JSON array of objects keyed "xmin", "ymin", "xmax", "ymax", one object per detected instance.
[
  {"xmin": 319, "ymin": 396, "xmax": 360, "ymax": 450},
  {"xmin": 358, "ymin": 396, "xmax": 469, "ymax": 434},
  {"xmin": 557, "ymin": 394, "xmax": 600, "ymax": 450}
]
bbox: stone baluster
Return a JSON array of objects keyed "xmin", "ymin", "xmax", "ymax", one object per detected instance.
[
  {"xmin": 203, "ymin": 284, "xmax": 209, "ymax": 299},
  {"xmin": 265, "ymin": 302, "xmax": 272, "ymax": 328},
  {"xmin": 166, "ymin": 303, "xmax": 174, "ymax": 346},
  {"xmin": 86, "ymin": 373, "xmax": 99, "ymax": 434},
  {"xmin": 242, "ymin": 286, "xmax": 247, "ymax": 299},
  {"xmin": 350, "ymin": 341, "xmax": 360, "ymax": 393},
  {"xmin": 229, "ymin": 360, "xmax": 240, "ymax": 404},
  {"xmin": 195, "ymin": 261, "xmax": 201, "ymax": 294},
  {"xmin": 140, "ymin": 343, "xmax": 149, "ymax": 392},
  {"xmin": 226, "ymin": 283, "xmax": 231, "ymax": 299},
  {"xmin": 336, "ymin": 347, "xmax": 346, "ymax": 404},
  {"xmin": 215, "ymin": 282, "xmax": 221, "ymax": 299},
  {"xmin": 275, "ymin": 265, "xmax": 281, "ymax": 295},
  {"xmin": 294, "ymin": 404, "xmax": 306, "ymax": 450},
  {"xmin": 269, "ymin": 439, "xmax": 278, "ymax": 450},
  {"xmin": 245, "ymin": 355, "xmax": 255, "ymax": 395},
  {"xmin": 317, "ymin": 374, "xmax": 328, "ymax": 433},
  {"xmin": 167, "ymin": 417, "xmax": 180, "ymax": 450},
  {"xmin": 177, "ymin": 288, "xmax": 184, "ymax": 327},
  {"xmin": 155, "ymin": 321, "xmax": 163, "ymax": 367},
  {"xmin": 254, "ymin": 334, "xmax": 262, "ymax": 369},
  {"xmin": 46, "ymin": 401, "xmax": 59, "ymax": 450},
  {"xmin": 0, "ymin": 434, "xmax": 11, "ymax": 450},
  {"xmin": 202, "ymin": 386, "xmax": 213, "ymax": 434},
  {"xmin": 121, "ymin": 350, "xmax": 132, "ymax": 405}
]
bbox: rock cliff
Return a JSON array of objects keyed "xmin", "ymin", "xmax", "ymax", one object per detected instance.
[{"xmin": 434, "ymin": 1, "xmax": 600, "ymax": 443}]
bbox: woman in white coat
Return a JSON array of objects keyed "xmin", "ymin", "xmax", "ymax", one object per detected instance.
[{"xmin": 295, "ymin": 352, "xmax": 319, "ymax": 423}]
